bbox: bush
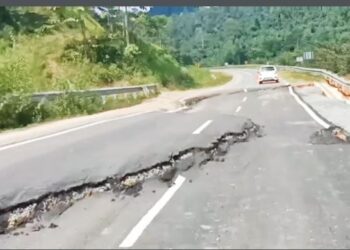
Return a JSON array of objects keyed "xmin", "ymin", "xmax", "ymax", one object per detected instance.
[
  {"xmin": 132, "ymin": 39, "xmax": 194, "ymax": 88},
  {"xmin": 275, "ymin": 51, "xmax": 298, "ymax": 66},
  {"xmin": 44, "ymin": 93, "xmax": 104, "ymax": 117},
  {"xmin": 0, "ymin": 57, "xmax": 33, "ymax": 94},
  {"xmin": 0, "ymin": 94, "xmax": 37, "ymax": 129},
  {"xmin": 62, "ymin": 36, "xmax": 125, "ymax": 65},
  {"xmin": 124, "ymin": 44, "xmax": 141, "ymax": 60},
  {"xmin": 0, "ymin": 90, "xmax": 159, "ymax": 130},
  {"xmin": 91, "ymin": 64, "xmax": 123, "ymax": 85}
]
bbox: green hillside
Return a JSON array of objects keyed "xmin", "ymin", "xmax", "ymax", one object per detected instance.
[
  {"xmin": 163, "ymin": 7, "xmax": 350, "ymax": 75},
  {"xmin": 0, "ymin": 7, "xmax": 232, "ymax": 129},
  {"xmin": 0, "ymin": 7, "xmax": 197, "ymax": 94}
]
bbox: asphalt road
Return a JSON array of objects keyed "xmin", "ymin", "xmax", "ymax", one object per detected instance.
[
  {"xmin": 0, "ymin": 68, "xmax": 268, "ymax": 209},
  {"xmin": 1, "ymin": 69, "xmax": 350, "ymax": 248}
]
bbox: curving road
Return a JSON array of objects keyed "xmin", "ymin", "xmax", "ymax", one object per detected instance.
[{"xmin": 1, "ymin": 69, "xmax": 350, "ymax": 249}]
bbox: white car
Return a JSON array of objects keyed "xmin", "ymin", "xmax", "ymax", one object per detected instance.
[{"xmin": 258, "ymin": 65, "xmax": 279, "ymax": 84}]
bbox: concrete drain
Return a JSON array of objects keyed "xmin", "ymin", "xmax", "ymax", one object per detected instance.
[{"xmin": 0, "ymin": 119, "xmax": 263, "ymax": 235}]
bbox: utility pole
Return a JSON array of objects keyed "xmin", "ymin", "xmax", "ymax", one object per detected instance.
[
  {"xmin": 124, "ymin": 6, "xmax": 130, "ymax": 46},
  {"xmin": 200, "ymin": 27, "xmax": 204, "ymax": 49},
  {"xmin": 107, "ymin": 11, "xmax": 112, "ymax": 33},
  {"xmin": 296, "ymin": 38, "xmax": 299, "ymax": 51}
]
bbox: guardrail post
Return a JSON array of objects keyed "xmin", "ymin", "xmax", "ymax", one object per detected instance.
[
  {"xmin": 36, "ymin": 98, "xmax": 46, "ymax": 109},
  {"xmin": 101, "ymin": 95, "xmax": 106, "ymax": 105},
  {"xmin": 142, "ymin": 86, "xmax": 150, "ymax": 97}
]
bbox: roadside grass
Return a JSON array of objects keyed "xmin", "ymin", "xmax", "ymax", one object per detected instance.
[
  {"xmin": 279, "ymin": 70, "xmax": 325, "ymax": 85},
  {"xmin": 0, "ymin": 35, "xmax": 230, "ymax": 131},
  {"xmin": 0, "ymin": 29, "xmax": 195, "ymax": 93},
  {"xmin": 231, "ymin": 64, "xmax": 260, "ymax": 69},
  {"xmin": 0, "ymin": 92, "xmax": 158, "ymax": 131},
  {"xmin": 213, "ymin": 64, "xmax": 260, "ymax": 69},
  {"xmin": 0, "ymin": 21, "xmax": 230, "ymax": 131},
  {"xmin": 0, "ymin": 65, "xmax": 231, "ymax": 131},
  {"xmin": 0, "ymin": 30, "xmax": 83, "ymax": 92},
  {"xmin": 186, "ymin": 66, "xmax": 232, "ymax": 89}
]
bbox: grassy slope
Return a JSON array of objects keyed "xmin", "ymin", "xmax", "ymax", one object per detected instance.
[
  {"xmin": 186, "ymin": 66, "xmax": 232, "ymax": 89},
  {"xmin": 279, "ymin": 70, "xmax": 325, "ymax": 85},
  {"xmin": 0, "ymin": 8, "xmax": 188, "ymax": 92},
  {"xmin": 0, "ymin": 8, "xmax": 232, "ymax": 93},
  {"xmin": 0, "ymin": 8, "xmax": 233, "ymax": 130},
  {"xmin": 0, "ymin": 31, "xmax": 81, "ymax": 91}
]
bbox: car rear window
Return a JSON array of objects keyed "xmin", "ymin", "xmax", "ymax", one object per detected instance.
[{"xmin": 261, "ymin": 66, "xmax": 276, "ymax": 71}]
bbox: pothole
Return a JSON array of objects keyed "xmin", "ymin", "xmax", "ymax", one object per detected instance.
[
  {"xmin": 0, "ymin": 119, "xmax": 263, "ymax": 235},
  {"xmin": 310, "ymin": 126, "xmax": 350, "ymax": 144}
]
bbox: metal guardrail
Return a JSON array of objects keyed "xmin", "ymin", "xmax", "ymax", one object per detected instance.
[
  {"xmin": 276, "ymin": 65, "xmax": 350, "ymax": 96},
  {"xmin": 30, "ymin": 84, "xmax": 158, "ymax": 102},
  {"xmin": 28, "ymin": 65, "xmax": 350, "ymax": 101},
  {"xmin": 209, "ymin": 64, "xmax": 350, "ymax": 96}
]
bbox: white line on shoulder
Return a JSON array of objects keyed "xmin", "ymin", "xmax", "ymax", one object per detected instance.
[
  {"xmin": 0, "ymin": 111, "xmax": 153, "ymax": 152},
  {"xmin": 288, "ymin": 86, "xmax": 330, "ymax": 128}
]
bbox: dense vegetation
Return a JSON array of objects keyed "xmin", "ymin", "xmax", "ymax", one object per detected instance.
[
  {"xmin": 162, "ymin": 7, "xmax": 350, "ymax": 75},
  {"xmin": 0, "ymin": 7, "xmax": 229, "ymax": 129},
  {"xmin": 0, "ymin": 7, "xmax": 198, "ymax": 93},
  {"xmin": 2, "ymin": 6, "xmax": 349, "ymax": 130}
]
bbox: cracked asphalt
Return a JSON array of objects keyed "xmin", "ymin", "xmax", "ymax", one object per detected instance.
[{"xmin": 1, "ymin": 69, "xmax": 350, "ymax": 248}]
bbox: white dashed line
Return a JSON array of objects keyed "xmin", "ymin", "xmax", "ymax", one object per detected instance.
[
  {"xmin": 243, "ymin": 88, "xmax": 248, "ymax": 93},
  {"xmin": 192, "ymin": 120, "xmax": 213, "ymax": 135},
  {"xmin": 235, "ymin": 106, "xmax": 242, "ymax": 113},
  {"xmin": 119, "ymin": 175, "xmax": 186, "ymax": 248},
  {"xmin": 242, "ymin": 97, "xmax": 247, "ymax": 103}
]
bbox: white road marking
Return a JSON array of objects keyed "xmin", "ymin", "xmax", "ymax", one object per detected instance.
[
  {"xmin": 166, "ymin": 107, "xmax": 186, "ymax": 113},
  {"xmin": 0, "ymin": 111, "xmax": 153, "ymax": 152},
  {"xmin": 235, "ymin": 106, "xmax": 242, "ymax": 113},
  {"xmin": 101, "ymin": 227, "xmax": 111, "ymax": 235},
  {"xmin": 242, "ymin": 96, "xmax": 248, "ymax": 103},
  {"xmin": 243, "ymin": 88, "xmax": 248, "ymax": 93},
  {"xmin": 288, "ymin": 86, "xmax": 330, "ymax": 128},
  {"xmin": 119, "ymin": 175, "xmax": 186, "ymax": 248},
  {"xmin": 192, "ymin": 120, "xmax": 213, "ymax": 135}
]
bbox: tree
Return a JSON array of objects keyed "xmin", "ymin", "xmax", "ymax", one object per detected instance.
[
  {"xmin": 51, "ymin": 7, "xmax": 105, "ymax": 40},
  {"xmin": 0, "ymin": 7, "xmax": 18, "ymax": 31}
]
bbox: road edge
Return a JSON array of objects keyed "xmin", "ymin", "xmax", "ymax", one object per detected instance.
[
  {"xmin": 288, "ymin": 86, "xmax": 332, "ymax": 129},
  {"xmin": 289, "ymin": 86, "xmax": 350, "ymax": 142}
]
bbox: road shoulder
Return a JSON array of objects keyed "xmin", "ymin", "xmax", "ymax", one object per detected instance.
[
  {"xmin": 294, "ymin": 85, "xmax": 350, "ymax": 133},
  {"xmin": 0, "ymin": 70, "xmax": 236, "ymax": 148}
]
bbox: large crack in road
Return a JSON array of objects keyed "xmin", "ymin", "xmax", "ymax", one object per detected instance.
[{"xmin": 0, "ymin": 119, "xmax": 263, "ymax": 235}]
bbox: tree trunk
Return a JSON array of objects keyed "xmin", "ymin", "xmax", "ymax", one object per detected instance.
[{"xmin": 124, "ymin": 7, "xmax": 130, "ymax": 46}]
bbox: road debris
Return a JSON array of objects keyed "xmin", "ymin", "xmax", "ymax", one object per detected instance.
[
  {"xmin": 31, "ymin": 223, "xmax": 45, "ymax": 232},
  {"xmin": 310, "ymin": 126, "xmax": 350, "ymax": 144},
  {"xmin": 48, "ymin": 223, "xmax": 58, "ymax": 229}
]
